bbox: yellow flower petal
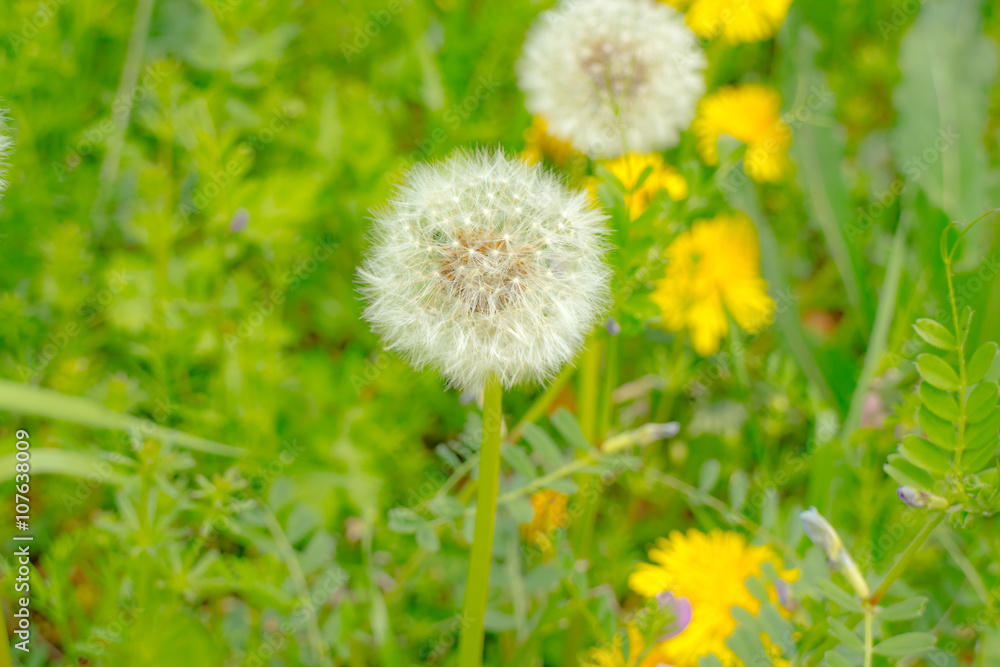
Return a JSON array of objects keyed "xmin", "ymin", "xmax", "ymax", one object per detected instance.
[
  {"xmin": 600, "ymin": 153, "xmax": 689, "ymax": 218},
  {"xmin": 651, "ymin": 213, "xmax": 774, "ymax": 356},
  {"xmin": 630, "ymin": 529, "xmax": 796, "ymax": 667},
  {"xmin": 693, "ymin": 85, "xmax": 792, "ymax": 183},
  {"xmin": 672, "ymin": 0, "xmax": 792, "ymax": 43},
  {"xmin": 521, "ymin": 115, "xmax": 574, "ymax": 167}
]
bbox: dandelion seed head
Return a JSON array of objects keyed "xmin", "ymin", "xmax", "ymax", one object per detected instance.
[
  {"xmin": 517, "ymin": 0, "xmax": 706, "ymax": 159},
  {"xmin": 358, "ymin": 149, "xmax": 611, "ymax": 391}
]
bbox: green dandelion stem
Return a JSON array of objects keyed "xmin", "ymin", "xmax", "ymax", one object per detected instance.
[{"xmin": 458, "ymin": 375, "xmax": 504, "ymax": 667}]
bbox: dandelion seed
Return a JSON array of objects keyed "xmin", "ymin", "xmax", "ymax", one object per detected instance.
[
  {"xmin": 357, "ymin": 148, "xmax": 611, "ymax": 391},
  {"xmin": 517, "ymin": 0, "xmax": 706, "ymax": 159}
]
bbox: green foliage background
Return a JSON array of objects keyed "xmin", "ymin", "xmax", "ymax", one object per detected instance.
[{"xmin": 0, "ymin": 0, "xmax": 999, "ymax": 665}]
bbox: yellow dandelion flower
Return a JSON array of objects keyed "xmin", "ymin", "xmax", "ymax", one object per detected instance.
[
  {"xmin": 693, "ymin": 85, "xmax": 792, "ymax": 183},
  {"xmin": 628, "ymin": 529, "xmax": 797, "ymax": 667},
  {"xmin": 582, "ymin": 625, "xmax": 645, "ymax": 667},
  {"xmin": 761, "ymin": 633, "xmax": 790, "ymax": 667},
  {"xmin": 600, "ymin": 154, "xmax": 689, "ymax": 218},
  {"xmin": 520, "ymin": 490, "xmax": 569, "ymax": 553},
  {"xmin": 651, "ymin": 213, "xmax": 774, "ymax": 356},
  {"xmin": 522, "ymin": 116, "xmax": 575, "ymax": 167},
  {"xmin": 667, "ymin": 0, "xmax": 792, "ymax": 43}
]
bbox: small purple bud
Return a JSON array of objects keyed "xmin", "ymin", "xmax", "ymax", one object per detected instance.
[
  {"xmin": 897, "ymin": 486, "xmax": 924, "ymax": 507},
  {"xmin": 896, "ymin": 486, "xmax": 949, "ymax": 510},
  {"xmin": 654, "ymin": 591, "xmax": 693, "ymax": 641},
  {"xmin": 229, "ymin": 207, "xmax": 250, "ymax": 233},
  {"xmin": 606, "ymin": 316, "xmax": 621, "ymax": 336},
  {"xmin": 776, "ymin": 578, "xmax": 797, "ymax": 611}
]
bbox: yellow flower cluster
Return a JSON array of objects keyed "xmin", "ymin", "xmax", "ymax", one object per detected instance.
[
  {"xmin": 627, "ymin": 529, "xmax": 797, "ymax": 667},
  {"xmin": 693, "ymin": 84, "xmax": 792, "ymax": 183},
  {"xmin": 664, "ymin": 0, "xmax": 793, "ymax": 43},
  {"xmin": 599, "ymin": 154, "xmax": 689, "ymax": 218},
  {"xmin": 520, "ymin": 490, "xmax": 569, "ymax": 554},
  {"xmin": 522, "ymin": 115, "xmax": 575, "ymax": 167},
  {"xmin": 651, "ymin": 213, "xmax": 774, "ymax": 356}
]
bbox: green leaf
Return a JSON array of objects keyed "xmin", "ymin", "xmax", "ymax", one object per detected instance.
[
  {"xmin": 878, "ymin": 597, "xmax": 929, "ymax": 621},
  {"xmin": 828, "ymin": 617, "xmax": 864, "ymax": 653},
  {"xmin": 698, "ymin": 656, "xmax": 725, "ymax": 667},
  {"xmin": 0, "ymin": 449, "xmax": 127, "ymax": 486},
  {"xmin": 913, "ymin": 319, "xmax": 956, "ymax": 350},
  {"xmin": 729, "ymin": 469, "xmax": 749, "ymax": 511},
  {"xmin": 967, "ymin": 342, "xmax": 998, "ymax": 385},
  {"xmin": 893, "ymin": 0, "xmax": 997, "ymax": 224},
  {"xmin": 966, "ymin": 409, "xmax": 1000, "ymax": 447},
  {"xmin": 387, "ymin": 508, "xmax": 424, "ymax": 534},
  {"xmin": 962, "ymin": 437, "xmax": 998, "ymax": 472},
  {"xmin": 917, "ymin": 406, "xmax": 957, "ymax": 449},
  {"xmin": 919, "ymin": 383, "xmax": 959, "ymax": 421},
  {"xmin": 699, "ymin": 459, "xmax": 721, "ymax": 492},
  {"xmin": 823, "ymin": 651, "xmax": 853, "ymax": 667},
  {"xmin": 873, "ymin": 632, "xmax": 937, "ymax": 657},
  {"xmin": 960, "ymin": 307, "xmax": 974, "ymax": 344},
  {"xmin": 915, "ymin": 354, "xmax": 960, "ymax": 391},
  {"xmin": 817, "ymin": 579, "xmax": 863, "ymax": 613},
  {"xmin": 506, "ymin": 497, "xmax": 535, "ymax": 524},
  {"xmin": 967, "ymin": 382, "xmax": 999, "ymax": 423},
  {"xmin": 885, "ymin": 457, "xmax": 937, "ymax": 492},
  {"xmin": 542, "ymin": 478, "xmax": 578, "ymax": 494},
  {"xmin": 900, "ymin": 436, "xmax": 951, "ymax": 474},
  {"xmin": 520, "ymin": 423, "xmax": 564, "ymax": 469},
  {"xmin": 0, "ymin": 379, "xmax": 243, "ymax": 457},
  {"xmin": 502, "ymin": 445, "xmax": 539, "ymax": 479},
  {"xmin": 426, "ymin": 495, "xmax": 465, "ymax": 519},
  {"xmin": 416, "ymin": 526, "xmax": 440, "ymax": 552},
  {"xmin": 550, "ymin": 408, "xmax": 595, "ymax": 454}
]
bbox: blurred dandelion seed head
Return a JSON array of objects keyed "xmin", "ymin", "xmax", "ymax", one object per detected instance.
[
  {"xmin": 0, "ymin": 109, "xmax": 11, "ymax": 196},
  {"xmin": 358, "ymin": 149, "xmax": 611, "ymax": 391},
  {"xmin": 517, "ymin": 0, "xmax": 706, "ymax": 159}
]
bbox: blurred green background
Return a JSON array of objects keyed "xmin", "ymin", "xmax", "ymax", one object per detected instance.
[{"xmin": 1, "ymin": 0, "xmax": 999, "ymax": 665}]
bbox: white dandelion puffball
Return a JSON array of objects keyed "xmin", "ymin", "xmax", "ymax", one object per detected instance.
[
  {"xmin": 517, "ymin": 0, "xmax": 706, "ymax": 159},
  {"xmin": 358, "ymin": 149, "xmax": 611, "ymax": 391}
]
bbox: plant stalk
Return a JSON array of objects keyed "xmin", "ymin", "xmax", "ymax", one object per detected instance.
[
  {"xmin": 458, "ymin": 376, "xmax": 504, "ymax": 667},
  {"xmin": 863, "ymin": 604, "xmax": 874, "ymax": 667},
  {"xmin": 868, "ymin": 512, "xmax": 944, "ymax": 605}
]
